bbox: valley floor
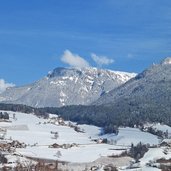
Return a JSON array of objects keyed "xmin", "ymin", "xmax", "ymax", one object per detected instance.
[{"xmin": 0, "ymin": 111, "xmax": 171, "ymax": 170}]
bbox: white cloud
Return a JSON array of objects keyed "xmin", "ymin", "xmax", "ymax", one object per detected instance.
[
  {"xmin": 61, "ymin": 50, "xmax": 89, "ymax": 68},
  {"xmin": 91, "ymin": 53, "xmax": 114, "ymax": 67},
  {"xmin": 0, "ymin": 79, "xmax": 15, "ymax": 93},
  {"xmin": 127, "ymin": 53, "xmax": 134, "ymax": 59}
]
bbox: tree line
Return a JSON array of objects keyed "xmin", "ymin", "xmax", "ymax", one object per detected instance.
[{"xmin": 1, "ymin": 102, "xmax": 171, "ymax": 134}]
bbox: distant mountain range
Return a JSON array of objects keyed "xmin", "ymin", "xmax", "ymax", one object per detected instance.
[
  {"xmin": 0, "ymin": 67, "xmax": 136, "ymax": 107},
  {"xmin": 53, "ymin": 57, "xmax": 171, "ymax": 127},
  {"xmin": 0, "ymin": 57, "xmax": 171, "ymax": 128}
]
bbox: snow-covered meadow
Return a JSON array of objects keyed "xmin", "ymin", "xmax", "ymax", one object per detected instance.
[
  {"xmin": 0, "ymin": 111, "xmax": 124, "ymax": 163},
  {"xmin": 1, "ymin": 110, "xmax": 171, "ymax": 170}
]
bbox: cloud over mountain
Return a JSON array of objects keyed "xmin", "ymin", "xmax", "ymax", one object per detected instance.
[
  {"xmin": 61, "ymin": 50, "xmax": 90, "ymax": 68},
  {"xmin": 0, "ymin": 79, "xmax": 15, "ymax": 93},
  {"xmin": 91, "ymin": 53, "xmax": 114, "ymax": 67}
]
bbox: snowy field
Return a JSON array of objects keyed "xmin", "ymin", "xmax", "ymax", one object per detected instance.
[
  {"xmin": 152, "ymin": 123, "xmax": 171, "ymax": 134},
  {"xmin": 0, "ymin": 110, "xmax": 169, "ymax": 170},
  {"xmin": 101, "ymin": 127, "xmax": 159, "ymax": 146},
  {"xmin": 0, "ymin": 111, "xmax": 127, "ymax": 163}
]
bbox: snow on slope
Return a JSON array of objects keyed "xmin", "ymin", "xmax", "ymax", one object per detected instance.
[
  {"xmin": 152, "ymin": 123, "xmax": 171, "ymax": 134},
  {"xmin": 140, "ymin": 147, "xmax": 171, "ymax": 170},
  {"xmin": 119, "ymin": 167, "xmax": 161, "ymax": 171},
  {"xmin": 16, "ymin": 144, "xmax": 124, "ymax": 163},
  {"xmin": 101, "ymin": 127, "xmax": 159, "ymax": 146},
  {"xmin": 140, "ymin": 148, "xmax": 165, "ymax": 166},
  {"xmin": 0, "ymin": 67, "xmax": 136, "ymax": 107},
  {"xmin": 0, "ymin": 111, "xmax": 159, "ymax": 164},
  {"xmin": 78, "ymin": 124, "xmax": 103, "ymax": 139}
]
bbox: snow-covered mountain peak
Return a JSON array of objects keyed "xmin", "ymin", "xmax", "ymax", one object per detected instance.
[
  {"xmin": 47, "ymin": 67, "xmax": 82, "ymax": 78},
  {"xmin": 161, "ymin": 57, "xmax": 171, "ymax": 65},
  {"xmin": 47, "ymin": 67, "xmax": 136, "ymax": 82},
  {"xmin": 0, "ymin": 67, "xmax": 136, "ymax": 107}
]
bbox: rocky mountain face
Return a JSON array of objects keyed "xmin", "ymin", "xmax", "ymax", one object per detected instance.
[
  {"xmin": 0, "ymin": 67, "xmax": 136, "ymax": 107},
  {"xmin": 94, "ymin": 58, "xmax": 171, "ymax": 119}
]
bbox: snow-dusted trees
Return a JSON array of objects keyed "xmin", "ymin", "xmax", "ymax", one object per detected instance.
[
  {"xmin": 55, "ymin": 151, "xmax": 62, "ymax": 158},
  {"xmin": 129, "ymin": 142, "xmax": 148, "ymax": 162},
  {"xmin": 0, "ymin": 112, "xmax": 9, "ymax": 120}
]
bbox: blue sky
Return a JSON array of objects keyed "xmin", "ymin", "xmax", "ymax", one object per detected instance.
[{"xmin": 0, "ymin": 0, "xmax": 171, "ymax": 86}]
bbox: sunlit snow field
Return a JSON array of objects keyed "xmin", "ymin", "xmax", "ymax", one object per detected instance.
[{"xmin": 1, "ymin": 110, "xmax": 170, "ymax": 170}]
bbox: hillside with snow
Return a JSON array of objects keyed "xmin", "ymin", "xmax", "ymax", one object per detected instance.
[
  {"xmin": 1, "ymin": 110, "xmax": 171, "ymax": 170},
  {"xmin": 0, "ymin": 111, "xmax": 169, "ymax": 171},
  {"xmin": 94, "ymin": 57, "xmax": 171, "ymax": 108}
]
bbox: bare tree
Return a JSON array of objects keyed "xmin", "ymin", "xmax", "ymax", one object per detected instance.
[
  {"xmin": 55, "ymin": 151, "xmax": 62, "ymax": 158},
  {"xmin": 54, "ymin": 132, "xmax": 59, "ymax": 139}
]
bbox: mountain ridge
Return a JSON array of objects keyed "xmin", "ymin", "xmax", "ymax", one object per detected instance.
[
  {"xmin": 48, "ymin": 57, "xmax": 171, "ymax": 128},
  {"xmin": 94, "ymin": 57, "xmax": 171, "ymax": 106},
  {"xmin": 0, "ymin": 67, "xmax": 136, "ymax": 108}
]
